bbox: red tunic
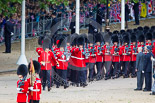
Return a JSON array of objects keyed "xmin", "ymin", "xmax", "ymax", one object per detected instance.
[
  {"xmin": 70, "ymin": 47, "xmax": 77, "ymax": 67},
  {"xmin": 112, "ymin": 45, "xmax": 121, "ymax": 62},
  {"xmin": 95, "ymin": 45, "xmax": 103, "ymax": 62},
  {"xmin": 121, "ymin": 45, "xmax": 131, "ymax": 61},
  {"xmin": 130, "ymin": 45, "xmax": 137, "ymax": 61},
  {"xmin": 36, "ymin": 47, "xmax": 43, "ymax": 63},
  {"xmin": 103, "ymin": 45, "xmax": 113, "ymax": 61},
  {"xmin": 17, "ymin": 80, "xmax": 28, "ymax": 103},
  {"xmin": 89, "ymin": 46, "xmax": 96, "ymax": 63},
  {"xmin": 27, "ymin": 78, "xmax": 42, "ymax": 101},
  {"xmin": 40, "ymin": 50, "xmax": 56, "ymax": 70},
  {"xmin": 56, "ymin": 51, "xmax": 68, "ymax": 70},
  {"xmin": 73, "ymin": 48, "xmax": 86, "ymax": 67}
]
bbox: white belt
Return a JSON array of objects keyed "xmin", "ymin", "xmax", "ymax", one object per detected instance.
[
  {"xmin": 58, "ymin": 59, "xmax": 66, "ymax": 62},
  {"xmin": 33, "ymin": 89, "xmax": 40, "ymax": 92},
  {"xmin": 71, "ymin": 56, "xmax": 84, "ymax": 60}
]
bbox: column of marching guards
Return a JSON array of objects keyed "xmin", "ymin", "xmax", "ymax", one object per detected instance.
[{"xmin": 36, "ymin": 26, "xmax": 155, "ymax": 91}]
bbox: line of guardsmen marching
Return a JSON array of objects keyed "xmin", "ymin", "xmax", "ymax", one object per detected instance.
[
  {"xmin": 34, "ymin": 25, "xmax": 155, "ymax": 91},
  {"xmin": 16, "ymin": 25, "xmax": 155, "ymax": 103}
]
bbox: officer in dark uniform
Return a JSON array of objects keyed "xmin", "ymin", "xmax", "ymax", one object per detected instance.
[
  {"xmin": 133, "ymin": 0, "xmax": 140, "ymax": 25},
  {"xmin": 143, "ymin": 46, "xmax": 153, "ymax": 91},
  {"xmin": 96, "ymin": 4, "xmax": 104, "ymax": 32},
  {"xmin": 134, "ymin": 47, "xmax": 145, "ymax": 91},
  {"xmin": 51, "ymin": 12, "xmax": 58, "ymax": 35},
  {"xmin": 4, "ymin": 17, "xmax": 15, "ymax": 53},
  {"xmin": 70, "ymin": 11, "xmax": 76, "ymax": 34},
  {"xmin": 88, "ymin": 12, "xmax": 98, "ymax": 34}
]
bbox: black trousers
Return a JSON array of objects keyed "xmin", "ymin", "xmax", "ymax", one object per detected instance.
[
  {"xmin": 5, "ymin": 35, "xmax": 11, "ymax": 53},
  {"xmin": 129, "ymin": 61, "xmax": 136, "ymax": 75},
  {"xmin": 145, "ymin": 72, "xmax": 152, "ymax": 90},
  {"xmin": 137, "ymin": 71, "xmax": 144, "ymax": 89},
  {"xmin": 50, "ymin": 66, "xmax": 55, "ymax": 84},
  {"xmin": 41, "ymin": 70, "xmax": 51, "ymax": 88},
  {"xmin": 56, "ymin": 69, "xmax": 68, "ymax": 86},
  {"xmin": 122, "ymin": 61, "xmax": 129, "ymax": 76},
  {"xmin": 29, "ymin": 100, "xmax": 39, "ymax": 103},
  {"xmin": 134, "ymin": 10, "xmax": 139, "ymax": 24},
  {"xmin": 112, "ymin": 62, "xmax": 119, "ymax": 76},
  {"xmin": 77, "ymin": 68, "xmax": 87, "ymax": 83},
  {"xmin": 96, "ymin": 62, "xmax": 103, "ymax": 77},
  {"xmin": 89, "ymin": 63, "xmax": 95, "ymax": 79},
  {"xmin": 105, "ymin": 61, "xmax": 112, "ymax": 77}
]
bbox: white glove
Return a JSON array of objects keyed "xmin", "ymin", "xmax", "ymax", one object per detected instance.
[
  {"xmin": 73, "ymin": 26, "xmax": 75, "ymax": 29},
  {"xmin": 94, "ymin": 29, "xmax": 97, "ymax": 32},
  {"xmin": 17, "ymin": 88, "xmax": 21, "ymax": 91},
  {"xmin": 29, "ymin": 87, "xmax": 33, "ymax": 91},
  {"xmin": 102, "ymin": 19, "xmax": 105, "ymax": 22},
  {"xmin": 66, "ymin": 58, "xmax": 69, "ymax": 61},
  {"xmin": 42, "ymin": 62, "xmax": 45, "ymax": 66},
  {"xmin": 142, "ymin": 71, "xmax": 144, "ymax": 73},
  {"xmin": 11, "ymin": 32, "xmax": 14, "ymax": 36}
]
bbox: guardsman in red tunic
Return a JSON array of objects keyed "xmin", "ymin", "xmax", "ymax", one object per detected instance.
[
  {"xmin": 40, "ymin": 36, "xmax": 56, "ymax": 91},
  {"xmin": 69, "ymin": 33, "xmax": 78, "ymax": 86},
  {"xmin": 27, "ymin": 60, "xmax": 42, "ymax": 103},
  {"xmin": 95, "ymin": 33, "xmax": 104, "ymax": 80},
  {"xmin": 103, "ymin": 33, "xmax": 113, "ymax": 80},
  {"xmin": 138, "ymin": 35, "xmax": 145, "ymax": 51},
  {"xmin": 145, "ymin": 32, "xmax": 152, "ymax": 46},
  {"xmin": 55, "ymin": 37, "xmax": 70, "ymax": 89},
  {"xmin": 130, "ymin": 34, "xmax": 138, "ymax": 78},
  {"xmin": 73, "ymin": 35, "xmax": 88, "ymax": 87},
  {"xmin": 88, "ymin": 34, "xmax": 96, "ymax": 82},
  {"xmin": 121, "ymin": 35, "xmax": 131, "ymax": 78},
  {"xmin": 111, "ymin": 34, "xmax": 121, "ymax": 79},
  {"xmin": 16, "ymin": 64, "xmax": 28, "ymax": 103}
]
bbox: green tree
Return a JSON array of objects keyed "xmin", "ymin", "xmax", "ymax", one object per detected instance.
[{"xmin": 0, "ymin": 0, "xmax": 69, "ymax": 16}]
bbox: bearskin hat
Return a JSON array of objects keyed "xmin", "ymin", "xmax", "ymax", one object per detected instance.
[
  {"xmin": 70, "ymin": 33, "xmax": 78, "ymax": 46},
  {"xmin": 38, "ymin": 36, "xmax": 44, "ymax": 45},
  {"xmin": 81, "ymin": 33, "xmax": 88, "ymax": 43},
  {"xmin": 120, "ymin": 30, "xmax": 125, "ymax": 34},
  {"xmin": 66, "ymin": 34, "xmax": 71, "ymax": 43},
  {"xmin": 133, "ymin": 28, "xmax": 138, "ymax": 33},
  {"xmin": 146, "ymin": 32, "xmax": 152, "ymax": 41},
  {"xmin": 131, "ymin": 33, "xmax": 137, "ymax": 42},
  {"xmin": 77, "ymin": 35, "xmax": 85, "ymax": 46},
  {"xmin": 95, "ymin": 32, "xmax": 103, "ymax": 42},
  {"xmin": 143, "ymin": 26, "xmax": 150, "ymax": 31},
  {"xmin": 88, "ymin": 34, "xmax": 96, "ymax": 44},
  {"xmin": 42, "ymin": 36, "xmax": 51, "ymax": 50},
  {"xmin": 57, "ymin": 37, "xmax": 67, "ymax": 48},
  {"xmin": 102, "ymin": 32, "xmax": 111, "ymax": 43},
  {"xmin": 28, "ymin": 60, "xmax": 41, "ymax": 74},
  {"xmin": 112, "ymin": 34, "xmax": 119, "ymax": 43},
  {"xmin": 17, "ymin": 64, "xmax": 28, "ymax": 77},
  {"xmin": 113, "ymin": 30, "xmax": 119, "ymax": 34},
  {"xmin": 123, "ymin": 35, "xmax": 129, "ymax": 44},
  {"xmin": 136, "ymin": 30, "xmax": 144, "ymax": 39},
  {"xmin": 138, "ymin": 35, "xmax": 145, "ymax": 42},
  {"xmin": 137, "ymin": 26, "xmax": 143, "ymax": 31},
  {"xmin": 126, "ymin": 29, "xmax": 133, "ymax": 34},
  {"xmin": 151, "ymin": 26, "xmax": 155, "ymax": 31}
]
